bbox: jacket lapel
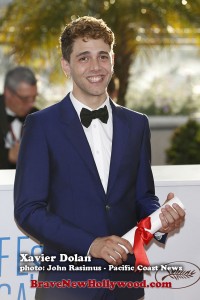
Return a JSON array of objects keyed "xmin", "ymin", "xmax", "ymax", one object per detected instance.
[
  {"xmin": 107, "ymin": 101, "xmax": 130, "ymax": 197},
  {"xmin": 59, "ymin": 95, "xmax": 103, "ymax": 189},
  {"xmin": 59, "ymin": 95, "xmax": 130, "ymax": 197}
]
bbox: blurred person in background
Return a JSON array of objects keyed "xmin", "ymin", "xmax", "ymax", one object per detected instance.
[{"xmin": 0, "ymin": 66, "xmax": 38, "ymax": 169}]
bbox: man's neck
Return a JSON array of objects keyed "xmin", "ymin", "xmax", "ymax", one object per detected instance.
[{"xmin": 71, "ymin": 92, "xmax": 108, "ymax": 110}]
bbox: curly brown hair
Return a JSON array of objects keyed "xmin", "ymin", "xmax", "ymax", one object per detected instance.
[{"xmin": 60, "ymin": 16, "xmax": 115, "ymax": 62}]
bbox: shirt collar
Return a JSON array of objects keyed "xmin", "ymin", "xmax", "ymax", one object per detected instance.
[
  {"xmin": 5, "ymin": 107, "xmax": 16, "ymax": 116},
  {"xmin": 70, "ymin": 92, "xmax": 112, "ymax": 119}
]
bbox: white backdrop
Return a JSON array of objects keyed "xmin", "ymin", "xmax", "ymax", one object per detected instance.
[
  {"xmin": 0, "ymin": 166, "xmax": 200, "ymax": 300},
  {"xmin": 0, "ymin": 170, "xmax": 39, "ymax": 300},
  {"xmin": 145, "ymin": 165, "xmax": 200, "ymax": 299}
]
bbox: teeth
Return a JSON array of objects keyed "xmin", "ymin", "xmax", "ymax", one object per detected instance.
[{"xmin": 88, "ymin": 76, "xmax": 102, "ymax": 83}]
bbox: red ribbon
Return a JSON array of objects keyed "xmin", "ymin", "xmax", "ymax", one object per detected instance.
[{"xmin": 133, "ymin": 217, "xmax": 154, "ymax": 269}]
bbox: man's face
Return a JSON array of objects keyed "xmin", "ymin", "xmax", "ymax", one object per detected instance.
[
  {"xmin": 61, "ymin": 38, "xmax": 114, "ymax": 106},
  {"xmin": 5, "ymin": 82, "xmax": 37, "ymax": 116}
]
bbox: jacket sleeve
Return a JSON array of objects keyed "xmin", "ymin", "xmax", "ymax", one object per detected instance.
[
  {"xmin": 14, "ymin": 114, "xmax": 95, "ymax": 255},
  {"xmin": 135, "ymin": 115, "xmax": 167, "ymax": 243}
]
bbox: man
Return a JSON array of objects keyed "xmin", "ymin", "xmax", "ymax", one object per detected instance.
[
  {"xmin": 14, "ymin": 17, "xmax": 185, "ymax": 300},
  {"xmin": 0, "ymin": 66, "xmax": 38, "ymax": 169}
]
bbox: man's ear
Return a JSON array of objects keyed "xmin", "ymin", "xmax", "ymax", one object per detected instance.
[
  {"xmin": 111, "ymin": 53, "xmax": 115, "ymax": 73},
  {"xmin": 112, "ymin": 53, "xmax": 115, "ymax": 63},
  {"xmin": 61, "ymin": 57, "xmax": 70, "ymax": 77}
]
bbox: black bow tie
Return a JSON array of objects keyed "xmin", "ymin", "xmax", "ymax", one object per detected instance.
[
  {"xmin": 7, "ymin": 114, "xmax": 26, "ymax": 124},
  {"xmin": 80, "ymin": 105, "xmax": 109, "ymax": 128}
]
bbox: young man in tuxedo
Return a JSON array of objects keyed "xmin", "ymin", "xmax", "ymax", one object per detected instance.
[
  {"xmin": 0, "ymin": 66, "xmax": 38, "ymax": 169},
  {"xmin": 14, "ymin": 16, "xmax": 185, "ymax": 300}
]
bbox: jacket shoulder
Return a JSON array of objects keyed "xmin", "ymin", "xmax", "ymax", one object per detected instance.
[{"xmin": 113, "ymin": 102, "xmax": 148, "ymax": 123}]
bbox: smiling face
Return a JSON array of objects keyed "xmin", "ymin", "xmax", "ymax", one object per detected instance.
[{"xmin": 61, "ymin": 37, "xmax": 114, "ymax": 108}]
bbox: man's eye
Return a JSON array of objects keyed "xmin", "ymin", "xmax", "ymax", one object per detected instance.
[
  {"xmin": 79, "ymin": 57, "xmax": 88, "ymax": 62},
  {"xmin": 100, "ymin": 55, "xmax": 109, "ymax": 60}
]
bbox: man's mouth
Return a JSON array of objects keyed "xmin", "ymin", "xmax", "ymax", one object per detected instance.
[{"xmin": 87, "ymin": 75, "xmax": 104, "ymax": 83}]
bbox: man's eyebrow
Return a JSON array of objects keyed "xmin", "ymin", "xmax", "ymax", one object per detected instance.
[
  {"xmin": 99, "ymin": 51, "xmax": 110, "ymax": 55},
  {"xmin": 76, "ymin": 50, "xmax": 110, "ymax": 58},
  {"xmin": 76, "ymin": 51, "xmax": 90, "ymax": 58}
]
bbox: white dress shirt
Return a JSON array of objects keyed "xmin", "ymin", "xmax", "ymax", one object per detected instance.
[
  {"xmin": 5, "ymin": 107, "xmax": 22, "ymax": 148},
  {"xmin": 70, "ymin": 92, "xmax": 113, "ymax": 193}
]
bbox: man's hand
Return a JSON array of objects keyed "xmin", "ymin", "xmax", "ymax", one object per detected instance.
[
  {"xmin": 159, "ymin": 192, "xmax": 185, "ymax": 233},
  {"xmin": 89, "ymin": 235, "xmax": 133, "ymax": 266},
  {"xmin": 8, "ymin": 142, "xmax": 20, "ymax": 164}
]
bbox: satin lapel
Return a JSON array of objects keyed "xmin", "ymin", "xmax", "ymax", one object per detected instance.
[
  {"xmin": 59, "ymin": 95, "xmax": 103, "ymax": 187},
  {"xmin": 107, "ymin": 101, "xmax": 130, "ymax": 197}
]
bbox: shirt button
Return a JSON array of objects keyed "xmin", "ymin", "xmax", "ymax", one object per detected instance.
[{"xmin": 105, "ymin": 205, "xmax": 111, "ymax": 212}]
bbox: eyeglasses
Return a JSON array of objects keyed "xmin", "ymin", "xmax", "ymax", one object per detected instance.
[{"xmin": 11, "ymin": 89, "xmax": 37, "ymax": 104}]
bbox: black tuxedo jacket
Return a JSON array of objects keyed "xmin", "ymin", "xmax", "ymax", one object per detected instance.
[{"xmin": 0, "ymin": 94, "xmax": 38, "ymax": 169}]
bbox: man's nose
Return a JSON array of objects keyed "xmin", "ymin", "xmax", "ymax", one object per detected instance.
[{"xmin": 90, "ymin": 58, "xmax": 101, "ymax": 71}]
